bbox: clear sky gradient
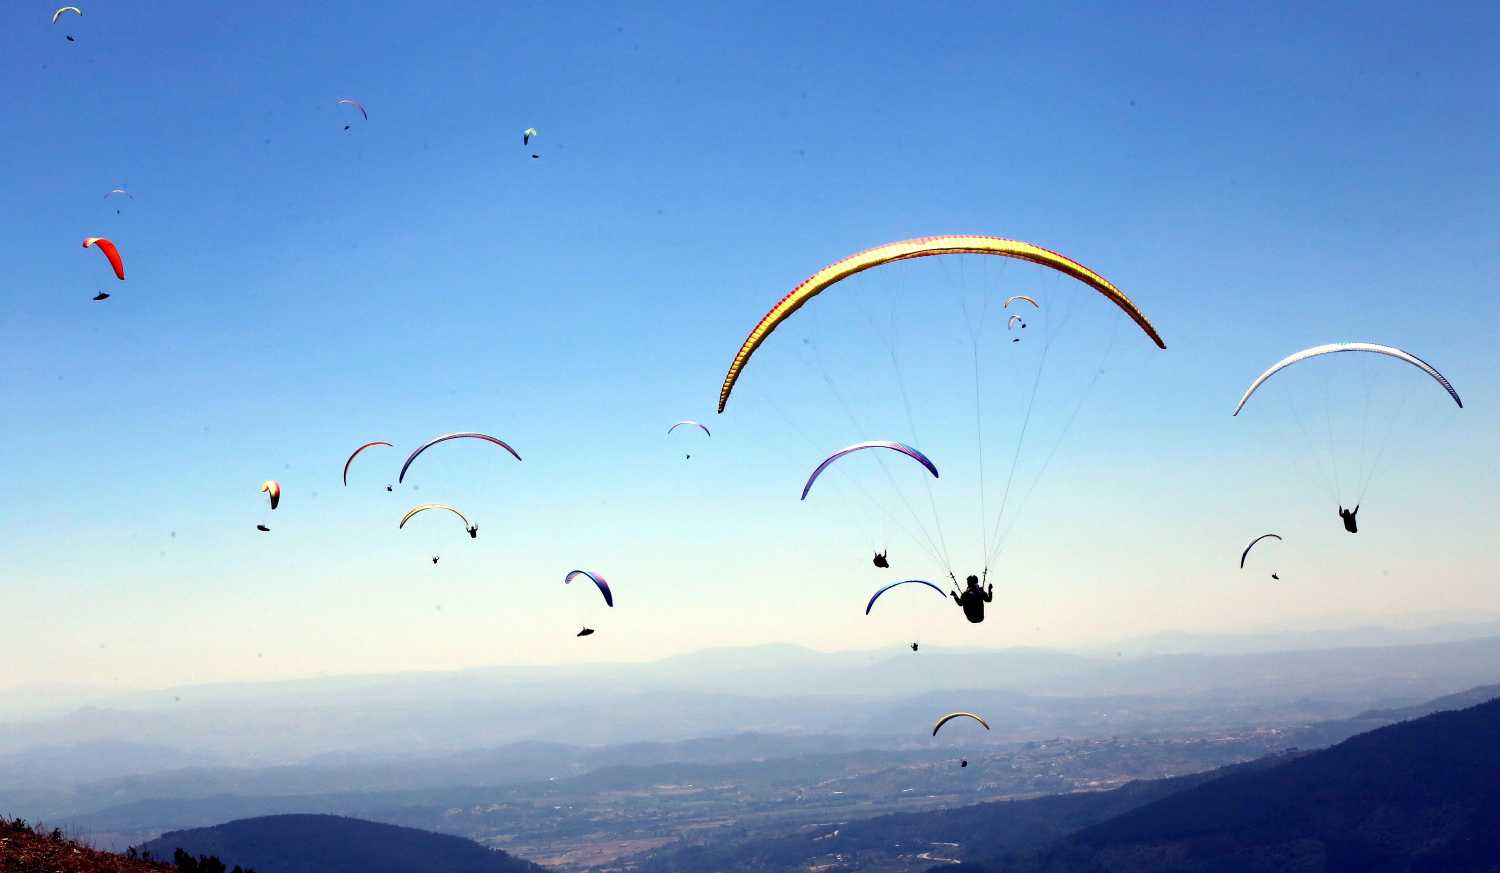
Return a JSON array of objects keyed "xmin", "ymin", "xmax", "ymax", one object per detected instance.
[{"xmin": 1, "ymin": 1, "xmax": 1497, "ymax": 690}]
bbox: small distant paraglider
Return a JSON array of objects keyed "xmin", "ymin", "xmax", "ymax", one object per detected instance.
[
  {"xmin": 873, "ymin": 550, "xmax": 889, "ymax": 569},
  {"xmin": 256, "ymin": 524, "xmax": 270, "ymax": 533},
  {"xmin": 1240, "ymin": 533, "xmax": 1282, "ymax": 579},
  {"xmin": 668, "ymin": 420, "xmax": 710, "ymax": 459},
  {"xmin": 92, "ymin": 291, "xmax": 109, "ymax": 302},
  {"xmin": 52, "ymin": 6, "xmax": 80, "ymax": 40},
  {"xmin": 105, "ymin": 188, "xmax": 132, "ymax": 213},
  {"xmin": 338, "ymin": 98, "xmax": 367, "ymax": 131},
  {"xmin": 432, "ymin": 556, "xmax": 440, "ymax": 565},
  {"xmin": 577, "ymin": 627, "xmax": 596, "ymax": 637},
  {"xmin": 523, "ymin": 128, "xmax": 538, "ymax": 146},
  {"xmin": 1008, "ymin": 314, "xmax": 1026, "ymax": 341}
]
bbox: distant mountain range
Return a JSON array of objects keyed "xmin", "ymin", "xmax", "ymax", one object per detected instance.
[
  {"xmin": 5, "ymin": 632, "xmax": 1500, "ymax": 770},
  {"xmin": 137, "ymin": 815, "xmax": 544, "ymax": 873}
]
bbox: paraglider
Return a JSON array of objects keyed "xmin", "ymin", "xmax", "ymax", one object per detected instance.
[
  {"xmin": 1233, "ymin": 343, "xmax": 1462, "ymax": 416},
  {"xmin": 51, "ymin": 6, "xmax": 81, "ymax": 24},
  {"xmin": 1234, "ymin": 343, "xmax": 1460, "ymax": 532},
  {"xmin": 105, "ymin": 188, "xmax": 131, "ymax": 213},
  {"xmin": 83, "ymin": 238, "xmax": 124, "ymax": 281},
  {"xmin": 872, "ymin": 550, "xmax": 889, "ymax": 569},
  {"xmin": 399, "ymin": 504, "xmax": 478, "ymax": 538},
  {"xmin": 343, "ymin": 440, "xmax": 393, "ymax": 486},
  {"xmin": 1239, "ymin": 533, "xmax": 1282, "ymax": 569},
  {"xmin": 932, "ymin": 711, "xmax": 990, "ymax": 736},
  {"xmin": 951, "ymin": 574, "xmax": 992, "ymax": 623},
  {"xmin": 92, "ymin": 292, "xmax": 109, "ymax": 302},
  {"xmin": 865, "ymin": 579, "xmax": 948, "ymax": 615},
  {"xmin": 398, "ymin": 432, "xmax": 521, "ymax": 483},
  {"xmin": 577, "ymin": 627, "xmax": 596, "ymax": 637},
  {"xmin": 1003, "ymin": 294, "xmax": 1039, "ymax": 309},
  {"xmin": 256, "ymin": 524, "xmax": 270, "ymax": 532},
  {"xmin": 668, "ymin": 420, "xmax": 710, "ymax": 459},
  {"xmin": 1008, "ymin": 314, "xmax": 1026, "ymax": 341},
  {"xmin": 911, "ymin": 642, "xmax": 919, "ymax": 652},
  {"xmin": 260, "ymin": 480, "xmax": 281, "ymax": 510},
  {"xmin": 960, "ymin": 759, "xmax": 968, "ymax": 768},
  {"xmin": 523, "ymin": 128, "xmax": 538, "ymax": 146},
  {"xmin": 564, "ymin": 569, "xmax": 614, "ymax": 607},
  {"xmin": 801, "ymin": 441, "xmax": 939, "ymax": 501},
  {"xmin": 717, "ymin": 234, "xmax": 1165, "ymax": 413},
  {"xmin": 337, "ymin": 98, "xmax": 367, "ymax": 120},
  {"xmin": 432, "ymin": 556, "xmax": 440, "ymax": 565}
]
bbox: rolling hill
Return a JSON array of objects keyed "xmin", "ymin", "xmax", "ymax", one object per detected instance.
[{"xmin": 137, "ymin": 815, "xmax": 544, "ymax": 873}]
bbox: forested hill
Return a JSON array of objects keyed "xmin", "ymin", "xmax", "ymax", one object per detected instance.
[{"xmin": 139, "ymin": 815, "xmax": 545, "ymax": 873}]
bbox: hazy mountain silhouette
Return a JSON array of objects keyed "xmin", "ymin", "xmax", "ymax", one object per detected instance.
[{"xmin": 137, "ymin": 815, "xmax": 543, "ymax": 873}]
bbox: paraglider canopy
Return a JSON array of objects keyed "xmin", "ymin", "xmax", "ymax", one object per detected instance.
[
  {"xmin": 1233, "ymin": 343, "xmax": 1462, "ymax": 415},
  {"xmin": 398, "ymin": 432, "xmax": 521, "ymax": 483},
  {"xmin": 865, "ymin": 579, "xmax": 947, "ymax": 615},
  {"xmin": 802, "ymin": 441, "xmax": 938, "ymax": 501},
  {"xmin": 717, "ymin": 234, "xmax": 1165, "ymax": 413},
  {"xmin": 399, "ymin": 503, "xmax": 474, "ymax": 533},
  {"xmin": 337, "ymin": 98, "xmax": 368, "ymax": 121},
  {"xmin": 667, "ymin": 420, "xmax": 711, "ymax": 437},
  {"xmin": 1239, "ymin": 533, "xmax": 1281, "ymax": 569},
  {"xmin": 343, "ymin": 440, "xmax": 393, "ymax": 486},
  {"xmin": 523, "ymin": 127, "xmax": 538, "ymax": 145},
  {"xmin": 260, "ymin": 480, "xmax": 281, "ymax": 510},
  {"xmin": 564, "ymin": 569, "xmax": 614, "ymax": 607},
  {"xmin": 83, "ymin": 237, "xmax": 124, "ymax": 281},
  {"xmin": 52, "ymin": 6, "xmax": 81, "ymax": 24},
  {"xmin": 932, "ymin": 711, "xmax": 990, "ymax": 736}
]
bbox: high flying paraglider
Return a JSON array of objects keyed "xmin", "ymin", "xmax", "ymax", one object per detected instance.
[{"xmin": 399, "ymin": 504, "xmax": 478, "ymax": 538}]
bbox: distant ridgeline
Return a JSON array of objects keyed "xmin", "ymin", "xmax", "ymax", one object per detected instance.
[{"xmin": 136, "ymin": 815, "xmax": 545, "ymax": 873}]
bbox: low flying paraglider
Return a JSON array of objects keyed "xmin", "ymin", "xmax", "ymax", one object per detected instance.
[
  {"xmin": 83, "ymin": 238, "xmax": 124, "ymax": 281},
  {"xmin": 717, "ymin": 235, "xmax": 1164, "ymax": 413},
  {"xmin": 398, "ymin": 432, "xmax": 521, "ymax": 483},
  {"xmin": 801, "ymin": 441, "xmax": 939, "ymax": 501},
  {"xmin": 260, "ymin": 480, "xmax": 281, "ymax": 510},
  {"xmin": 399, "ymin": 504, "xmax": 478, "ymax": 538},
  {"xmin": 932, "ymin": 711, "xmax": 990, "ymax": 736},
  {"xmin": 343, "ymin": 440, "xmax": 393, "ymax": 486}
]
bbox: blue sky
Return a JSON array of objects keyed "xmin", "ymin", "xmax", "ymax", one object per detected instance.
[{"xmin": 1, "ymin": 0, "xmax": 1497, "ymax": 690}]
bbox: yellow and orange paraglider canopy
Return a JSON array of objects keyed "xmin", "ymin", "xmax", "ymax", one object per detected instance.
[{"xmin": 717, "ymin": 235, "xmax": 1165, "ymax": 413}]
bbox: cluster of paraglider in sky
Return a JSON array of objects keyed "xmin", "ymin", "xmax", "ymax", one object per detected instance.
[
  {"xmin": 255, "ymin": 433, "xmax": 612, "ymax": 636},
  {"xmin": 47, "ymin": 3, "xmax": 1468, "ymax": 764}
]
